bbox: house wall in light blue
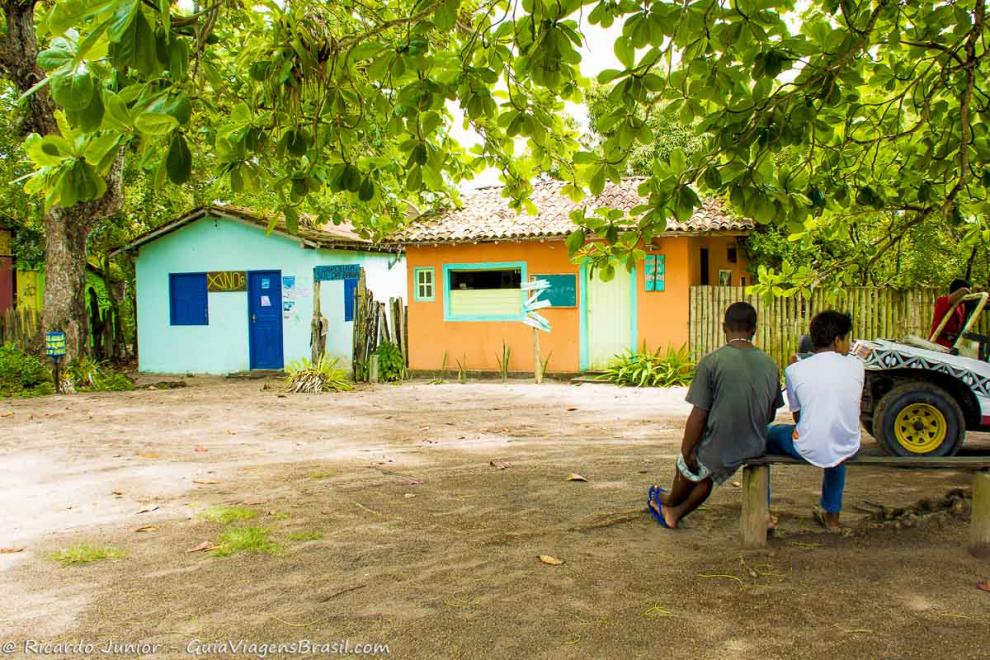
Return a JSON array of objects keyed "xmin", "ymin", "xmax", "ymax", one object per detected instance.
[{"xmin": 134, "ymin": 213, "xmax": 405, "ymax": 374}]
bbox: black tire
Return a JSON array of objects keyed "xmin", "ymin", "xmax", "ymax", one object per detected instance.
[
  {"xmin": 860, "ymin": 413, "xmax": 875, "ymax": 439},
  {"xmin": 872, "ymin": 382, "xmax": 965, "ymax": 457}
]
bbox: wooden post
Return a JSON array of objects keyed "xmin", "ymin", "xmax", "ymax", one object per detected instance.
[
  {"xmin": 971, "ymin": 469, "xmax": 990, "ymax": 558},
  {"xmin": 310, "ymin": 279, "xmax": 327, "ymax": 363},
  {"xmin": 741, "ymin": 465, "xmax": 770, "ymax": 549},
  {"xmin": 368, "ymin": 355, "xmax": 380, "ymax": 383},
  {"xmin": 352, "ymin": 268, "xmax": 368, "ymax": 380},
  {"xmin": 533, "ymin": 328, "xmax": 543, "ymax": 384}
]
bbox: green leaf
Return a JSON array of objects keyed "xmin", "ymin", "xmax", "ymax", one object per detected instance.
[
  {"xmin": 614, "ymin": 36, "xmax": 635, "ymax": 69},
  {"xmin": 358, "ymin": 177, "xmax": 375, "ymax": 202},
  {"xmin": 564, "ymin": 229, "xmax": 586, "ymax": 255},
  {"xmin": 25, "ymin": 134, "xmax": 73, "ymax": 167},
  {"xmin": 165, "ymin": 133, "xmax": 192, "ymax": 184},
  {"xmin": 37, "ymin": 39, "xmax": 75, "ymax": 71},
  {"xmin": 66, "ymin": 90, "xmax": 104, "ymax": 132},
  {"xmin": 47, "ymin": 0, "xmax": 119, "ymax": 36},
  {"xmin": 283, "ymin": 206, "xmax": 299, "ymax": 234},
  {"xmin": 106, "ymin": 0, "xmax": 139, "ymax": 41},
  {"xmin": 51, "ymin": 70, "xmax": 95, "ymax": 111},
  {"xmin": 134, "ymin": 111, "xmax": 178, "ymax": 135},
  {"xmin": 102, "ymin": 92, "xmax": 132, "ymax": 131}
]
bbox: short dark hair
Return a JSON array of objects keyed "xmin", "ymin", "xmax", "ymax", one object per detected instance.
[
  {"xmin": 810, "ymin": 310, "xmax": 853, "ymax": 349},
  {"xmin": 724, "ymin": 302, "xmax": 757, "ymax": 334},
  {"xmin": 950, "ymin": 278, "xmax": 971, "ymax": 293}
]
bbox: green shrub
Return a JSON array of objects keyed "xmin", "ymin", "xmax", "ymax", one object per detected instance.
[
  {"xmin": 375, "ymin": 341, "xmax": 405, "ymax": 382},
  {"xmin": 597, "ymin": 345, "xmax": 695, "ymax": 387},
  {"xmin": 68, "ymin": 358, "xmax": 133, "ymax": 392},
  {"xmin": 0, "ymin": 343, "xmax": 53, "ymax": 397},
  {"xmin": 285, "ymin": 356, "xmax": 353, "ymax": 393}
]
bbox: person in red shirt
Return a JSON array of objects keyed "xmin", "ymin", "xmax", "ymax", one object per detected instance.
[{"xmin": 930, "ymin": 279, "xmax": 971, "ymax": 348}]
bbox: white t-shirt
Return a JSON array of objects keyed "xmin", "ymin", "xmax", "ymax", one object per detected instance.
[{"xmin": 784, "ymin": 351, "xmax": 865, "ymax": 468}]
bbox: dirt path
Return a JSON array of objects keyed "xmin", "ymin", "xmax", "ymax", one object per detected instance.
[{"xmin": 1, "ymin": 379, "xmax": 988, "ymax": 658}]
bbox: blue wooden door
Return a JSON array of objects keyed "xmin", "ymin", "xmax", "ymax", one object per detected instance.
[{"xmin": 248, "ymin": 270, "xmax": 284, "ymax": 370}]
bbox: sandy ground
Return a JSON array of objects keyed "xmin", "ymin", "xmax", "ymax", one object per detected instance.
[{"xmin": 1, "ymin": 378, "xmax": 988, "ymax": 659}]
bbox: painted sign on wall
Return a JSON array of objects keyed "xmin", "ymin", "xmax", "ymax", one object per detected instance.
[
  {"xmin": 644, "ymin": 255, "xmax": 665, "ymax": 292},
  {"xmin": 532, "ymin": 273, "xmax": 577, "ymax": 307},
  {"xmin": 314, "ymin": 264, "xmax": 360, "ymax": 281},
  {"xmin": 207, "ymin": 271, "xmax": 247, "ymax": 292}
]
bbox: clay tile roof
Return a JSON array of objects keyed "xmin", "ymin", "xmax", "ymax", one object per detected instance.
[{"xmin": 391, "ymin": 178, "xmax": 752, "ymax": 244}]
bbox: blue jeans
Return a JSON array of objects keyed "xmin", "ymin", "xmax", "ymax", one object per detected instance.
[{"xmin": 766, "ymin": 424, "xmax": 847, "ymax": 514}]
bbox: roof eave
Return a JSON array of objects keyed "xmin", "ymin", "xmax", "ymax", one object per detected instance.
[{"xmin": 394, "ymin": 228, "xmax": 752, "ymax": 246}]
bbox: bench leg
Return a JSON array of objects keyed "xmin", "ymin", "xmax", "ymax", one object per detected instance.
[
  {"xmin": 971, "ymin": 469, "xmax": 990, "ymax": 559},
  {"xmin": 741, "ymin": 465, "xmax": 770, "ymax": 549}
]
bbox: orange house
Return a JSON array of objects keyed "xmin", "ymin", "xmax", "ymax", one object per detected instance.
[{"xmin": 393, "ymin": 179, "xmax": 753, "ymax": 374}]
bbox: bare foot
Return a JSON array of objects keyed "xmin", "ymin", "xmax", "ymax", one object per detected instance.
[
  {"xmin": 648, "ymin": 496, "xmax": 678, "ymax": 529},
  {"xmin": 813, "ymin": 506, "xmax": 843, "ymax": 532}
]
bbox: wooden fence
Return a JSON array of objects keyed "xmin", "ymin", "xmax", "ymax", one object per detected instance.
[
  {"xmin": 688, "ymin": 286, "xmax": 967, "ymax": 370},
  {"xmin": 0, "ymin": 308, "xmax": 40, "ymax": 349}
]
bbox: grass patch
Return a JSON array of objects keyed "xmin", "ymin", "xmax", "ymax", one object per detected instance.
[
  {"xmin": 199, "ymin": 505, "xmax": 258, "ymax": 525},
  {"xmin": 287, "ymin": 531, "xmax": 325, "ymax": 542},
  {"xmin": 210, "ymin": 527, "xmax": 282, "ymax": 557},
  {"xmin": 50, "ymin": 544, "xmax": 125, "ymax": 565}
]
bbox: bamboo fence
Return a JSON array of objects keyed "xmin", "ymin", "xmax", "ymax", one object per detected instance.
[
  {"xmin": 0, "ymin": 308, "xmax": 40, "ymax": 348},
  {"xmin": 687, "ymin": 286, "xmax": 987, "ymax": 370}
]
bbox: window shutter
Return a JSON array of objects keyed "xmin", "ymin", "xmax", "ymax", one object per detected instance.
[{"xmin": 169, "ymin": 273, "xmax": 208, "ymax": 325}]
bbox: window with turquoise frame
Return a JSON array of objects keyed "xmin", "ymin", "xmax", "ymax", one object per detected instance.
[
  {"xmin": 414, "ymin": 267, "xmax": 435, "ymax": 301},
  {"xmin": 443, "ymin": 262, "xmax": 527, "ymax": 321},
  {"xmin": 644, "ymin": 255, "xmax": 665, "ymax": 292}
]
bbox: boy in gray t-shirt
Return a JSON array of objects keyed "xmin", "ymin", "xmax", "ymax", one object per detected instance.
[{"xmin": 648, "ymin": 302, "xmax": 783, "ymax": 529}]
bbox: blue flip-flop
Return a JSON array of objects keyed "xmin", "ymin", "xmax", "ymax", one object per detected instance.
[{"xmin": 647, "ymin": 486, "xmax": 671, "ymax": 529}]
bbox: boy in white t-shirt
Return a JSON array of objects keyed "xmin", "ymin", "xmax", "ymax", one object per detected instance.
[{"xmin": 766, "ymin": 311, "xmax": 865, "ymax": 529}]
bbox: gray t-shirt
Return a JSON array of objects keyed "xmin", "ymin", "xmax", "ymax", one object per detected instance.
[{"xmin": 687, "ymin": 345, "xmax": 784, "ymax": 482}]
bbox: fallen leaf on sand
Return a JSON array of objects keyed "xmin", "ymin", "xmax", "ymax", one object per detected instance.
[
  {"xmin": 539, "ymin": 555, "xmax": 564, "ymax": 566},
  {"xmin": 566, "ymin": 407, "xmax": 578, "ymax": 412},
  {"xmin": 489, "ymin": 460, "xmax": 511, "ymax": 470},
  {"xmin": 731, "ymin": 481, "xmax": 741, "ymax": 488},
  {"xmin": 404, "ymin": 493, "xmax": 416, "ymax": 499},
  {"xmin": 137, "ymin": 452, "xmax": 160, "ymax": 459},
  {"xmin": 566, "ymin": 473, "xmax": 588, "ymax": 482},
  {"xmin": 192, "ymin": 479, "xmax": 218, "ymax": 485},
  {"xmin": 0, "ymin": 547, "xmax": 25, "ymax": 554},
  {"xmin": 978, "ymin": 581, "xmax": 990, "ymax": 593},
  {"xmin": 111, "ymin": 490, "xmax": 123, "ymax": 496},
  {"xmin": 134, "ymin": 525, "xmax": 158, "ymax": 533},
  {"xmin": 0, "ymin": 411, "xmax": 13, "ymax": 418},
  {"xmin": 194, "ymin": 446, "xmax": 208, "ymax": 453},
  {"xmin": 184, "ymin": 541, "xmax": 216, "ymax": 553},
  {"xmin": 136, "ymin": 505, "xmax": 159, "ymax": 514}
]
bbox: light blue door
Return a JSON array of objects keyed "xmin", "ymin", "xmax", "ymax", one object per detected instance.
[{"xmin": 248, "ymin": 270, "xmax": 284, "ymax": 370}]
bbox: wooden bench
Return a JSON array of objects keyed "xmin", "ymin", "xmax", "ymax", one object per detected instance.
[{"xmin": 740, "ymin": 455, "xmax": 990, "ymax": 557}]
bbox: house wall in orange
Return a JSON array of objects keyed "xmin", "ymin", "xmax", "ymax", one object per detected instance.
[
  {"xmin": 405, "ymin": 234, "xmax": 750, "ymax": 373},
  {"xmin": 406, "ymin": 240, "xmax": 582, "ymax": 373}
]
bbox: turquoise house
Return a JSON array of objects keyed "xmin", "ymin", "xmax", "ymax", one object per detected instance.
[{"xmin": 115, "ymin": 205, "xmax": 405, "ymax": 374}]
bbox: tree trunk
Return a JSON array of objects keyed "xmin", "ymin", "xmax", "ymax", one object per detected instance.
[
  {"xmin": 1, "ymin": 0, "xmax": 125, "ymax": 361},
  {"xmin": 46, "ymin": 209, "xmax": 94, "ymax": 359}
]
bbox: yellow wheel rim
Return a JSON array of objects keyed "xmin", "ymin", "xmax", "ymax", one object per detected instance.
[{"xmin": 893, "ymin": 403, "xmax": 947, "ymax": 454}]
